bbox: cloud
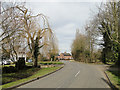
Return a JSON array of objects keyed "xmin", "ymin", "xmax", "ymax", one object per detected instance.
[
  {"xmin": 4, "ymin": 0, "xmax": 106, "ymax": 2},
  {"xmin": 26, "ymin": 2, "xmax": 100, "ymax": 53},
  {"xmin": 54, "ymin": 23, "xmax": 77, "ymax": 53}
]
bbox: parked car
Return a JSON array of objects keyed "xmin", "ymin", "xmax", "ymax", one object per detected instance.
[
  {"xmin": 2, "ymin": 59, "xmax": 12, "ymax": 65},
  {"xmin": 2, "ymin": 60, "xmax": 11, "ymax": 65},
  {"xmin": 28, "ymin": 59, "xmax": 32, "ymax": 63}
]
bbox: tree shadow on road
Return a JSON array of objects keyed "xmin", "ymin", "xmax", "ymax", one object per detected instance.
[{"xmin": 101, "ymin": 78, "xmax": 118, "ymax": 90}]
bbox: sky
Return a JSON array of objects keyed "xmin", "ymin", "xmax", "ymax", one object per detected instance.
[
  {"xmin": 25, "ymin": 1, "xmax": 102, "ymax": 53},
  {"xmin": 0, "ymin": 0, "xmax": 103, "ymax": 53}
]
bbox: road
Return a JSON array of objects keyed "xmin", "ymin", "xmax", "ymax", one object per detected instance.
[{"xmin": 18, "ymin": 61, "xmax": 110, "ymax": 88}]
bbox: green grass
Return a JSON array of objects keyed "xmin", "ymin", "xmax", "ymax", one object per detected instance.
[
  {"xmin": 106, "ymin": 62, "xmax": 115, "ymax": 65},
  {"xmin": 2, "ymin": 67, "xmax": 40, "ymax": 84},
  {"xmin": 2, "ymin": 64, "xmax": 15, "ymax": 67},
  {"xmin": 106, "ymin": 70, "xmax": 120, "ymax": 89},
  {"xmin": 26, "ymin": 61, "xmax": 64, "ymax": 66},
  {"xmin": 39, "ymin": 61, "xmax": 64, "ymax": 65},
  {"xmin": 1, "ymin": 66, "xmax": 62, "ymax": 89},
  {"xmin": 26, "ymin": 62, "xmax": 33, "ymax": 66}
]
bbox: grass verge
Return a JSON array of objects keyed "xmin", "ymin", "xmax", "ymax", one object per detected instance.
[
  {"xmin": 39, "ymin": 61, "xmax": 64, "ymax": 65},
  {"xmin": 2, "ymin": 67, "xmax": 40, "ymax": 84},
  {"xmin": 1, "ymin": 66, "xmax": 62, "ymax": 89},
  {"xmin": 106, "ymin": 70, "xmax": 120, "ymax": 89},
  {"xmin": 26, "ymin": 61, "xmax": 64, "ymax": 66}
]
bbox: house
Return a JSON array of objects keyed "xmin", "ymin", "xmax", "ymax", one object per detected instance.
[
  {"xmin": 9, "ymin": 48, "xmax": 26, "ymax": 62},
  {"xmin": 17, "ymin": 50, "xmax": 26, "ymax": 61},
  {"xmin": 57, "ymin": 52, "xmax": 73, "ymax": 60}
]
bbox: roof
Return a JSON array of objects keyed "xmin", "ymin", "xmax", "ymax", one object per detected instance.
[{"xmin": 61, "ymin": 52, "xmax": 71, "ymax": 56}]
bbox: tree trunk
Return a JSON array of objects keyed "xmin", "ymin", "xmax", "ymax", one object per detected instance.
[
  {"xmin": 102, "ymin": 48, "xmax": 107, "ymax": 64},
  {"xmin": 34, "ymin": 58, "xmax": 38, "ymax": 67},
  {"xmin": 32, "ymin": 55, "xmax": 38, "ymax": 67}
]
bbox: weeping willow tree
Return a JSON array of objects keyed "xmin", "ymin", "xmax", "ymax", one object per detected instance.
[
  {"xmin": 48, "ymin": 34, "xmax": 59, "ymax": 61},
  {"xmin": 41, "ymin": 29, "xmax": 59, "ymax": 61},
  {"xmin": 0, "ymin": 3, "xmax": 57, "ymax": 67},
  {"xmin": 16, "ymin": 5, "xmax": 56, "ymax": 67}
]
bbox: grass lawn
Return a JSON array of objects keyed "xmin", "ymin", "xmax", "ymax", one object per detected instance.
[
  {"xmin": 26, "ymin": 61, "xmax": 64, "ymax": 66},
  {"xmin": 2, "ymin": 67, "xmax": 40, "ymax": 84},
  {"xmin": 106, "ymin": 70, "xmax": 120, "ymax": 89},
  {"xmin": 2, "ymin": 64, "xmax": 15, "ymax": 67},
  {"xmin": 26, "ymin": 62, "xmax": 33, "ymax": 66},
  {"xmin": 39, "ymin": 61, "xmax": 64, "ymax": 65},
  {"xmin": 1, "ymin": 66, "xmax": 62, "ymax": 89}
]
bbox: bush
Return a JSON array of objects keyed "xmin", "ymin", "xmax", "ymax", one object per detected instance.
[
  {"xmin": 37, "ymin": 65, "xmax": 41, "ymax": 68},
  {"xmin": 15, "ymin": 58, "xmax": 26, "ymax": 70},
  {"xmin": 43, "ymin": 63, "xmax": 47, "ymax": 65},
  {"xmin": 2, "ymin": 66, "xmax": 18, "ymax": 73},
  {"xmin": 2, "ymin": 67, "xmax": 40, "ymax": 85},
  {"xmin": 25, "ymin": 66, "xmax": 33, "ymax": 68},
  {"xmin": 26, "ymin": 57, "xmax": 30, "ymax": 62}
]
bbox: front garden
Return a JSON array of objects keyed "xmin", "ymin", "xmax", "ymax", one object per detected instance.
[{"xmin": 1, "ymin": 61, "xmax": 64, "ymax": 88}]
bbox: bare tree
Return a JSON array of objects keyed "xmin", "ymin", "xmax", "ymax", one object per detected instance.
[
  {"xmin": 97, "ymin": 1, "xmax": 119, "ymax": 44},
  {"xmin": 71, "ymin": 29, "xmax": 90, "ymax": 62},
  {"xmin": 86, "ymin": 1, "xmax": 120, "ymax": 64},
  {"xmin": 0, "ymin": 2, "xmax": 25, "ymax": 62},
  {"xmin": 0, "ymin": 3, "xmax": 58, "ymax": 67}
]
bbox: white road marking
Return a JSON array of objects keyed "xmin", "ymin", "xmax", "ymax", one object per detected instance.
[
  {"xmin": 57, "ymin": 70, "xmax": 80, "ymax": 88},
  {"xmin": 75, "ymin": 71, "xmax": 80, "ymax": 77}
]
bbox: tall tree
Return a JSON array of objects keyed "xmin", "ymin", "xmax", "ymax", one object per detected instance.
[
  {"xmin": 0, "ymin": 3, "xmax": 57, "ymax": 67},
  {"xmin": 98, "ymin": 1, "xmax": 120, "ymax": 64},
  {"xmin": 0, "ymin": 2, "xmax": 25, "ymax": 62},
  {"xmin": 15, "ymin": 5, "xmax": 53, "ymax": 67},
  {"xmin": 87, "ymin": 1, "xmax": 120, "ymax": 64},
  {"xmin": 71, "ymin": 29, "xmax": 90, "ymax": 62}
]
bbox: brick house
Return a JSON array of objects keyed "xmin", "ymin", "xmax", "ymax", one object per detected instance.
[{"xmin": 57, "ymin": 52, "xmax": 73, "ymax": 60}]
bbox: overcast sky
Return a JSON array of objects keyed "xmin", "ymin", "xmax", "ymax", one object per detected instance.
[
  {"xmin": 25, "ymin": 1, "xmax": 102, "ymax": 53},
  {"xmin": 0, "ymin": 0, "xmax": 102, "ymax": 53}
]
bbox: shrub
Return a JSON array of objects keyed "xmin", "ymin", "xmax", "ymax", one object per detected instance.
[
  {"xmin": 2, "ymin": 67, "xmax": 40, "ymax": 85},
  {"xmin": 15, "ymin": 58, "xmax": 26, "ymax": 70},
  {"xmin": 2, "ymin": 66, "xmax": 18, "ymax": 73}
]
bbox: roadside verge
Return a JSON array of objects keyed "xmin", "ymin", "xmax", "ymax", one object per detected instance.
[
  {"xmin": 2, "ymin": 65, "xmax": 64, "ymax": 90},
  {"xmin": 104, "ymin": 70, "xmax": 119, "ymax": 90},
  {"xmin": 103, "ymin": 66, "xmax": 119, "ymax": 90}
]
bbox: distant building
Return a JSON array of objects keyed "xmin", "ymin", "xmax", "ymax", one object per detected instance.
[{"xmin": 57, "ymin": 52, "xmax": 73, "ymax": 60}]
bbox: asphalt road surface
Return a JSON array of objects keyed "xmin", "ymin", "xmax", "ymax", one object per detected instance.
[{"xmin": 18, "ymin": 60, "xmax": 110, "ymax": 88}]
